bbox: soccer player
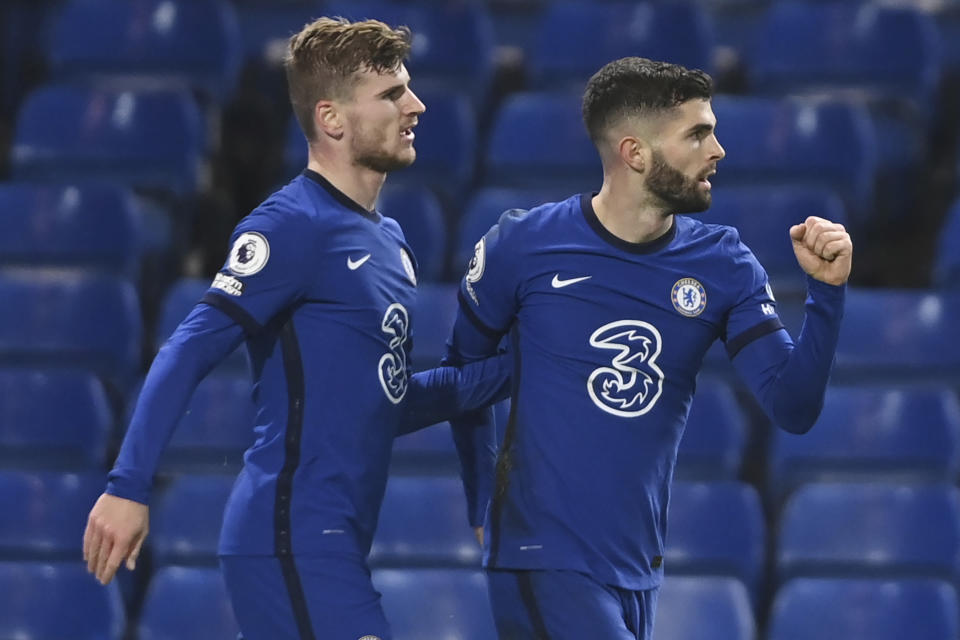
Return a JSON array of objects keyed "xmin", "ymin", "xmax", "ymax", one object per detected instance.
[
  {"xmin": 447, "ymin": 57, "xmax": 851, "ymax": 639},
  {"xmin": 83, "ymin": 18, "xmax": 509, "ymax": 640}
]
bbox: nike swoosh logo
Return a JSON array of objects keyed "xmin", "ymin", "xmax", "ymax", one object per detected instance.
[
  {"xmin": 551, "ymin": 274, "xmax": 592, "ymax": 288},
  {"xmin": 347, "ymin": 254, "xmax": 371, "ymax": 270}
]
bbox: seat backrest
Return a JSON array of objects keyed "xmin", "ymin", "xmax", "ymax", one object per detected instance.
[
  {"xmin": 654, "ymin": 576, "xmax": 756, "ymax": 640},
  {"xmin": 138, "ymin": 566, "xmax": 240, "ymax": 640},
  {"xmin": 378, "ymin": 184, "xmax": 447, "ymax": 282},
  {"xmin": 151, "ymin": 474, "xmax": 235, "ymax": 566}
]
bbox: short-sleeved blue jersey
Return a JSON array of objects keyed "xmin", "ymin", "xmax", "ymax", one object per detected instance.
[
  {"xmin": 459, "ymin": 194, "xmax": 783, "ymax": 590},
  {"xmin": 205, "ymin": 170, "xmax": 420, "ymax": 557}
]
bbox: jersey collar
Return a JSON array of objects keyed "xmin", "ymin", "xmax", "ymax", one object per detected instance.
[
  {"xmin": 302, "ymin": 169, "xmax": 381, "ymax": 223},
  {"xmin": 580, "ymin": 192, "xmax": 677, "ymax": 254}
]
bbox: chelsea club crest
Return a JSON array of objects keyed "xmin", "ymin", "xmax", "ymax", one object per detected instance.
[{"xmin": 671, "ymin": 278, "xmax": 706, "ymax": 317}]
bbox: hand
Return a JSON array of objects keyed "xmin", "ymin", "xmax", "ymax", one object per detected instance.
[
  {"xmin": 790, "ymin": 216, "xmax": 853, "ymax": 285},
  {"xmin": 83, "ymin": 493, "xmax": 149, "ymax": 585},
  {"xmin": 474, "ymin": 526, "xmax": 484, "ymax": 547}
]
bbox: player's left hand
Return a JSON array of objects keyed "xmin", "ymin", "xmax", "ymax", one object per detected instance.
[{"xmin": 790, "ymin": 216, "xmax": 852, "ymax": 286}]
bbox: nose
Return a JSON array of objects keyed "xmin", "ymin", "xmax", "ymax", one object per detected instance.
[
  {"xmin": 711, "ymin": 134, "xmax": 725, "ymax": 161},
  {"xmin": 406, "ymin": 88, "xmax": 426, "ymax": 116}
]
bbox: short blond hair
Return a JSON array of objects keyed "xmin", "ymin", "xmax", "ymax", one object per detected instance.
[{"xmin": 285, "ymin": 17, "xmax": 412, "ymax": 141}]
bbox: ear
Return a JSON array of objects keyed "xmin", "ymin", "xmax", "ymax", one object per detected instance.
[
  {"xmin": 617, "ymin": 135, "xmax": 649, "ymax": 173},
  {"xmin": 314, "ymin": 100, "xmax": 344, "ymax": 140}
]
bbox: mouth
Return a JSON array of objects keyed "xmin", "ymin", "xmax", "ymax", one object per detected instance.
[
  {"xmin": 401, "ymin": 123, "xmax": 416, "ymax": 142},
  {"xmin": 698, "ymin": 169, "xmax": 716, "ymax": 190}
]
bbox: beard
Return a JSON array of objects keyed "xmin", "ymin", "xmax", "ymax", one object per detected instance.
[
  {"xmin": 646, "ymin": 149, "xmax": 711, "ymax": 215},
  {"xmin": 349, "ymin": 117, "xmax": 415, "ymax": 173}
]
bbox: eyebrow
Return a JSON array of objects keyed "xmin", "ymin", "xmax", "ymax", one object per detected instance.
[{"xmin": 685, "ymin": 123, "xmax": 715, "ymax": 137}]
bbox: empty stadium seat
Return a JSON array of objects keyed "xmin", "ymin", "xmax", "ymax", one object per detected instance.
[
  {"xmin": 698, "ymin": 185, "xmax": 848, "ymax": 293},
  {"xmin": 0, "ymin": 269, "xmax": 142, "ymax": 384},
  {"xmin": 767, "ymin": 386, "xmax": 960, "ymax": 503},
  {"xmin": 654, "ymin": 576, "xmax": 756, "ymax": 640},
  {"xmin": 48, "ymin": 0, "xmax": 242, "ymax": 101},
  {"xmin": 0, "ymin": 470, "xmax": 105, "ymax": 560},
  {"xmin": 151, "ymin": 474, "xmax": 234, "ymax": 566},
  {"xmin": 527, "ymin": 1, "xmax": 714, "ymax": 89},
  {"xmin": 933, "ymin": 196, "xmax": 960, "ymax": 287},
  {"xmin": 0, "ymin": 367, "xmax": 113, "ymax": 468},
  {"xmin": 11, "ymin": 84, "xmax": 205, "ymax": 197},
  {"xmin": 370, "ymin": 475, "xmax": 480, "ymax": 567},
  {"xmin": 485, "ymin": 91, "xmax": 600, "ymax": 192},
  {"xmin": 776, "ymin": 483, "xmax": 960, "ymax": 584},
  {"xmin": 675, "ymin": 379, "xmax": 747, "ymax": 481},
  {"xmin": 378, "ymin": 184, "xmax": 447, "ymax": 282},
  {"xmin": 0, "ymin": 561, "xmax": 125, "ymax": 640},
  {"xmin": 138, "ymin": 566, "xmax": 240, "ymax": 640},
  {"xmin": 711, "ymin": 96, "xmax": 878, "ymax": 222},
  {"xmin": 768, "ymin": 578, "xmax": 959, "ymax": 640},
  {"xmin": 666, "ymin": 482, "xmax": 766, "ymax": 597},
  {"xmin": 373, "ymin": 568, "xmax": 497, "ymax": 640}
]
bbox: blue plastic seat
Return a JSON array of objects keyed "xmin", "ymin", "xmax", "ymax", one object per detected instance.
[
  {"xmin": 834, "ymin": 288, "xmax": 960, "ymax": 382},
  {"xmin": 48, "ymin": 0, "xmax": 243, "ymax": 101},
  {"xmin": 138, "ymin": 566, "xmax": 240, "ymax": 640},
  {"xmin": 654, "ymin": 576, "xmax": 756, "ymax": 640},
  {"xmin": 378, "ymin": 185, "xmax": 447, "ymax": 282},
  {"xmin": 934, "ymin": 196, "xmax": 960, "ymax": 287},
  {"xmin": 0, "ymin": 183, "xmax": 146, "ymax": 276},
  {"xmin": 0, "ymin": 561, "xmax": 125, "ymax": 640},
  {"xmin": 666, "ymin": 482, "xmax": 766, "ymax": 598},
  {"xmin": 373, "ymin": 568, "xmax": 497, "ymax": 640},
  {"xmin": 485, "ymin": 91, "xmax": 600, "ymax": 192},
  {"xmin": 768, "ymin": 386, "xmax": 960, "ymax": 503},
  {"xmin": 0, "ymin": 367, "xmax": 113, "ymax": 468},
  {"xmin": 711, "ymin": 96, "xmax": 878, "ymax": 222},
  {"xmin": 370, "ymin": 475, "xmax": 479, "ymax": 567},
  {"xmin": 768, "ymin": 578, "xmax": 959, "ymax": 640},
  {"xmin": 0, "ymin": 470, "xmax": 105, "ymax": 560},
  {"xmin": 11, "ymin": 84, "xmax": 205, "ymax": 197},
  {"xmin": 698, "ymin": 185, "xmax": 848, "ymax": 293},
  {"xmin": 151, "ymin": 474, "xmax": 234, "ymax": 566},
  {"xmin": 0, "ymin": 269, "xmax": 142, "ymax": 384},
  {"xmin": 528, "ymin": 1, "xmax": 714, "ymax": 90},
  {"xmin": 410, "ymin": 282, "xmax": 459, "ymax": 365},
  {"xmin": 776, "ymin": 483, "xmax": 960, "ymax": 584},
  {"xmin": 675, "ymin": 379, "xmax": 747, "ymax": 481}
]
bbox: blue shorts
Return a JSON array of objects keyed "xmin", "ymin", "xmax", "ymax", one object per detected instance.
[
  {"xmin": 220, "ymin": 554, "xmax": 391, "ymax": 640},
  {"xmin": 486, "ymin": 568, "xmax": 659, "ymax": 640}
]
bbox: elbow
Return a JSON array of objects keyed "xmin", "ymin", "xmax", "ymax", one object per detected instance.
[{"xmin": 772, "ymin": 397, "xmax": 824, "ymax": 435}]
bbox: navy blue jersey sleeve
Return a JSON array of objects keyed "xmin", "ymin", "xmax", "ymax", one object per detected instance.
[
  {"xmin": 106, "ymin": 303, "xmax": 245, "ymax": 503},
  {"xmin": 397, "ymin": 353, "xmax": 512, "ymax": 435},
  {"xmin": 447, "ymin": 210, "xmax": 525, "ymax": 526}
]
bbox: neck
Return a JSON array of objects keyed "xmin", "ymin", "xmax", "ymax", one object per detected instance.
[
  {"xmin": 306, "ymin": 147, "xmax": 386, "ymax": 211},
  {"xmin": 591, "ymin": 178, "xmax": 674, "ymax": 244}
]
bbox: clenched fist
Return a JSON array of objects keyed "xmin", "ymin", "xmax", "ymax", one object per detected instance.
[{"xmin": 790, "ymin": 216, "xmax": 852, "ymax": 286}]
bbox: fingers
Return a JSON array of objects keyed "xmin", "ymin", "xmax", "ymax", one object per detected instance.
[
  {"xmin": 126, "ymin": 532, "xmax": 146, "ymax": 571},
  {"xmin": 813, "ymin": 230, "xmax": 848, "ymax": 259},
  {"xmin": 797, "ymin": 216, "xmax": 849, "ymax": 259},
  {"xmin": 821, "ymin": 238, "xmax": 852, "ymax": 261},
  {"xmin": 84, "ymin": 521, "xmax": 100, "ymax": 574},
  {"xmin": 95, "ymin": 533, "xmax": 114, "ymax": 584}
]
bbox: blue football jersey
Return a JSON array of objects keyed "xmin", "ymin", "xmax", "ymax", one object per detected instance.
[
  {"xmin": 459, "ymin": 193, "xmax": 782, "ymax": 590},
  {"xmin": 206, "ymin": 170, "xmax": 420, "ymax": 558}
]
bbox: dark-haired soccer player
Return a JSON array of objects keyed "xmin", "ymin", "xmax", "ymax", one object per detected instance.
[
  {"xmin": 449, "ymin": 57, "xmax": 851, "ymax": 639},
  {"xmin": 83, "ymin": 17, "xmax": 509, "ymax": 640}
]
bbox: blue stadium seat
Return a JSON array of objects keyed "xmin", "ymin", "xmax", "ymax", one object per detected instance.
[
  {"xmin": 0, "ymin": 183, "xmax": 146, "ymax": 276},
  {"xmin": 378, "ymin": 185, "xmax": 447, "ymax": 282},
  {"xmin": 370, "ymin": 475, "xmax": 479, "ymax": 567},
  {"xmin": 455, "ymin": 187, "xmax": 570, "ymax": 274},
  {"xmin": 0, "ymin": 269, "xmax": 142, "ymax": 384},
  {"xmin": 666, "ymin": 482, "xmax": 766, "ymax": 598},
  {"xmin": 934, "ymin": 196, "xmax": 960, "ymax": 287},
  {"xmin": 711, "ymin": 96, "xmax": 878, "ymax": 222},
  {"xmin": 138, "ymin": 566, "xmax": 240, "ymax": 640},
  {"xmin": 767, "ymin": 386, "xmax": 960, "ymax": 503},
  {"xmin": 373, "ymin": 568, "xmax": 497, "ymax": 640},
  {"xmin": 697, "ymin": 186, "xmax": 848, "ymax": 293},
  {"xmin": 675, "ymin": 379, "xmax": 747, "ymax": 481},
  {"xmin": 0, "ymin": 367, "xmax": 113, "ymax": 468},
  {"xmin": 485, "ymin": 91, "xmax": 600, "ymax": 192},
  {"xmin": 155, "ymin": 277, "xmax": 248, "ymax": 372},
  {"xmin": 322, "ymin": 1, "xmax": 496, "ymax": 105},
  {"xmin": 151, "ymin": 474, "xmax": 234, "ymax": 566},
  {"xmin": 654, "ymin": 576, "xmax": 756, "ymax": 640},
  {"xmin": 11, "ymin": 84, "xmax": 205, "ymax": 197},
  {"xmin": 768, "ymin": 578, "xmax": 959, "ymax": 640},
  {"xmin": 48, "ymin": 0, "xmax": 243, "ymax": 101},
  {"xmin": 528, "ymin": 1, "xmax": 714, "ymax": 89},
  {"xmin": 834, "ymin": 288, "xmax": 960, "ymax": 382},
  {"xmin": 410, "ymin": 282, "xmax": 459, "ymax": 365},
  {"xmin": 776, "ymin": 483, "xmax": 960, "ymax": 584},
  {"xmin": 0, "ymin": 561, "xmax": 125, "ymax": 640},
  {"xmin": 235, "ymin": 1, "xmax": 318, "ymax": 67},
  {"xmin": 0, "ymin": 470, "xmax": 105, "ymax": 560}
]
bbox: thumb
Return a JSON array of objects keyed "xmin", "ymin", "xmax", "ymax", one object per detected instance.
[
  {"xmin": 126, "ymin": 533, "xmax": 146, "ymax": 571},
  {"xmin": 789, "ymin": 224, "xmax": 806, "ymax": 241}
]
